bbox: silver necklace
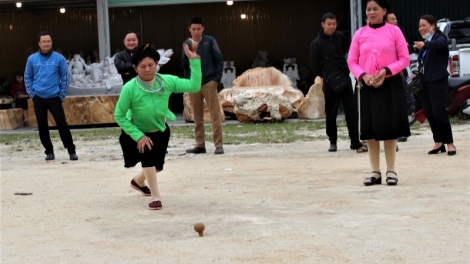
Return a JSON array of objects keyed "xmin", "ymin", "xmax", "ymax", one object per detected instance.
[{"xmin": 135, "ymin": 74, "xmax": 165, "ymax": 94}]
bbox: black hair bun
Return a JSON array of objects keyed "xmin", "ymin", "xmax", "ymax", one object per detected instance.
[{"xmin": 131, "ymin": 44, "xmax": 160, "ymax": 65}]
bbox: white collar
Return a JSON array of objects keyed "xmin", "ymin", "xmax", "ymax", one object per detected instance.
[{"xmin": 426, "ymin": 32, "xmax": 435, "ymax": 41}]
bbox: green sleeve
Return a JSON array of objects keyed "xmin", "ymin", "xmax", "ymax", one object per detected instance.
[
  {"xmin": 114, "ymin": 85, "xmax": 145, "ymax": 142},
  {"xmin": 172, "ymin": 58, "xmax": 202, "ymax": 93}
]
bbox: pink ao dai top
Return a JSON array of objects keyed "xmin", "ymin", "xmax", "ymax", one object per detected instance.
[{"xmin": 347, "ymin": 23, "xmax": 410, "ymax": 80}]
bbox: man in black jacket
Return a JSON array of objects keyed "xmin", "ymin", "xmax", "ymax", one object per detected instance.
[
  {"xmin": 114, "ymin": 30, "xmax": 139, "ymax": 84},
  {"xmin": 310, "ymin": 13, "xmax": 362, "ymax": 152}
]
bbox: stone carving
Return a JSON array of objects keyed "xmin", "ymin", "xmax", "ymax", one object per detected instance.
[
  {"xmin": 69, "ymin": 54, "xmax": 89, "ymax": 75},
  {"xmin": 252, "ymin": 51, "xmax": 270, "ymax": 68},
  {"xmin": 67, "ymin": 49, "xmax": 173, "ymax": 96},
  {"xmin": 182, "ymin": 93, "xmax": 225, "ymax": 123},
  {"xmin": 232, "ymin": 92, "xmax": 293, "ymax": 123},
  {"xmin": 219, "ymin": 86, "xmax": 303, "ymax": 114},
  {"xmin": 217, "ymin": 67, "xmax": 305, "ymax": 123},
  {"xmin": 221, "ymin": 61, "xmax": 236, "ymax": 88},
  {"xmin": 297, "ymin": 77, "xmax": 326, "ymax": 119},
  {"xmin": 27, "ymin": 96, "xmax": 119, "ymax": 127},
  {"xmin": 156, "ymin": 49, "xmax": 173, "ymax": 72},
  {"xmin": 283, "ymin": 58, "xmax": 300, "ymax": 88},
  {"xmin": 68, "ymin": 55, "xmax": 123, "ymax": 95},
  {"xmin": 231, "ymin": 67, "xmax": 303, "ymax": 108}
]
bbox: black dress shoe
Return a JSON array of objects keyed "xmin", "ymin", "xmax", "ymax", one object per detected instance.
[
  {"xmin": 398, "ymin": 136, "xmax": 408, "ymax": 142},
  {"xmin": 428, "ymin": 144, "xmax": 446, "ymax": 154},
  {"xmin": 328, "ymin": 144, "xmax": 337, "ymax": 152},
  {"xmin": 214, "ymin": 147, "xmax": 224, "ymax": 154},
  {"xmin": 45, "ymin": 153, "xmax": 55, "ymax": 161},
  {"xmin": 448, "ymin": 146, "xmax": 456, "ymax": 156},
  {"xmin": 69, "ymin": 153, "xmax": 78, "ymax": 160},
  {"xmin": 350, "ymin": 143, "xmax": 363, "ymax": 150},
  {"xmin": 186, "ymin": 146, "xmax": 206, "ymax": 154}
]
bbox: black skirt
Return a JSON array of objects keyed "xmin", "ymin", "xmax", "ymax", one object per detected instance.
[
  {"xmin": 119, "ymin": 124, "xmax": 170, "ymax": 170},
  {"xmin": 359, "ymin": 74, "xmax": 410, "ymax": 140}
]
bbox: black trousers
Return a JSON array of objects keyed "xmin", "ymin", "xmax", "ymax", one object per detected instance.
[
  {"xmin": 417, "ymin": 77, "xmax": 454, "ymax": 143},
  {"xmin": 323, "ymin": 79, "xmax": 361, "ymax": 146},
  {"xmin": 32, "ymin": 96, "xmax": 76, "ymax": 155}
]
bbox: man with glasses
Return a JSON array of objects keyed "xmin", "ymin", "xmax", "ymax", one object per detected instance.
[{"xmin": 25, "ymin": 31, "xmax": 78, "ymax": 162}]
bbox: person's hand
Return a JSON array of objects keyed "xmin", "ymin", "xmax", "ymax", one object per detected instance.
[
  {"xmin": 137, "ymin": 135, "xmax": 153, "ymax": 153},
  {"xmin": 372, "ymin": 69, "xmax": 386, "ymax": 88},
  {"xmin": 183, "ymin": 43, "xmax": 200, "ymax": 59},
  {"xmin": 407, "ymin": 73, "xmax": 416, "ymax": 83},
  {"xmin": 362, "ymin": 74, "xmax": 379, "ymax": 88},
  {"xmin": 413, "ymin": 41, "xmax": 425, "ymax": 50}
]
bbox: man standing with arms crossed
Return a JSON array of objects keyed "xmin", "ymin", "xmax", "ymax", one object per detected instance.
[
  {"xmin": 183, "ymin": 17, "xmax": 225, "ymax": 154},
  {"xmin": 310, "ymin": 13, "xmax": 363, "ymax": 152},
  {"xmin": 25, "ymin": 31, "xmax": 78, "ymax": 161}
]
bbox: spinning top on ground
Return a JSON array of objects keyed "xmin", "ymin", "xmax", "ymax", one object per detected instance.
[
  {"xmin": 194, "ymin": 223, "xmax": 205, "ymax": 237},
  {"xmin": 184, "ymin": 38, "xmax": 198, "ymax": 52}
]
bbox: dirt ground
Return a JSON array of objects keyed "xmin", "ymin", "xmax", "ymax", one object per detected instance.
[{"xmin": 1, "ymin": 122, "xmax": 469, "ymax": 263}]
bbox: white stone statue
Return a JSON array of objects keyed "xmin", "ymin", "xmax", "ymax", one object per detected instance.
[
  {"xmin": 69, "ymin": 54, "xmax": 90, "ymax": 75},
  {"xmin": 283, "ymin": 58, "xmax": 300, "ymax": 88},
  {"xmin": 68, "ymin": 54, "xmax": 123, "ymax": 95},
  {"xmin": 156, "ymin": 49, "xmax": 173, "ymax": 72},
  {"xmin": 221, "ymin": 61, "xmax": 236, "ymax": 88}
]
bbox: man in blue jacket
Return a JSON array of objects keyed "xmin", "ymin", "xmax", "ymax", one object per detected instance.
[
  {"xmin": 25, "ymin": 31, "xmax": 78, "ymax": 161},
  {"xmin": 183, "ymin": 17, "xmax": 225, "ymax": 155}
]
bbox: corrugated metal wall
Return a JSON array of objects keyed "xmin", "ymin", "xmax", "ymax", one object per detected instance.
[
  {"xmin": 0, "ymin": 9, "xmax": 99, "ymax": 77},
  {"xmin": 1, "ymin": 0, "xmax": 349, "ymax": 80},
  {"xmin": 1, "ymin": 0, "xmax": 350, "ymax": 111},
  {"xmin": 386, "ymin": 0, "xmax": 470, "ymax": 43},
  {"xmin": 108, "ymin": 0, "xmax": 351, "ymax": 81}
]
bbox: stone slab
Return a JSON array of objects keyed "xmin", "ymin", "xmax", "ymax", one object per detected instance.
[
  {"xmin": 27, "ymin": 95, "xmax": 119, "ymax": 127},
  {"xmin": 0, "ymin": 108, "xmax": 24, "ymax": 130}
]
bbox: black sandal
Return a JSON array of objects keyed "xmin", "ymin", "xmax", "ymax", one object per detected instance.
[
  {"xmin": 364, "ymin": 171, "xmax": 382, "ymax": 186},
  {"xmin": 386, "ymin": 171, "xmax": 398, "ymax": 186}
]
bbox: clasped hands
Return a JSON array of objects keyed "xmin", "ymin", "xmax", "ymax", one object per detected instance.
[{"xmin": 362, "ymin": 69, "xmax": 386, "ymax": 88}]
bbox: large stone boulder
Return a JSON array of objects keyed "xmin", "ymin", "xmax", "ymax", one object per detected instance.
[
  {"xmin": 232, "ymin": 92, "xmax": 294, "ymax": 123},
  {"xmin": 232, "ymin": 67, "xmax": 292, "ymax": 87},
  {"xmin": 297, "ymin": 78, "xmax": 326, "ymax": 119},
  {"xmin": 218, "ymin": 67, "xmax": 304, "ymax": 122},
  {"xmin": 183, "ymin": 93, "xmax": 225, "ymax": 123}
]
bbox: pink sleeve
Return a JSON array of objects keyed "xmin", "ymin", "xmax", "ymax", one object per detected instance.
[
  {"xmin": 386, "ymin": 26, "xmax": 410, "ymax": 76},
  {"xmin": 347, "ymin": 28, "xmax": 365, "ymax": 80}
]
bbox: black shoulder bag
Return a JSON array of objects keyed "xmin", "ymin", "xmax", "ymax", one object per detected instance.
[
  {"xmin": 326, "ymin": 71, "xmax": 349, "ymax": 92},
  {"xmin": 406, "ymin": 49, "xmax": 426, "ymax": 94},
  {"xmin": 406, "ymin": 63, "xmax": 424, "ymax": 93}
]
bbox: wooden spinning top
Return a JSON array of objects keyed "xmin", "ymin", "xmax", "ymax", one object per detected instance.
[{"xmin": 194, "ymin": 222, "xmax": 205, "ymax": 237}]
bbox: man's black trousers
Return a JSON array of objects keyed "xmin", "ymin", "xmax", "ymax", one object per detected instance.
[
  {"xmin": 322, "ymin": 80, "xmax": 361, "ymax": 146},
  {"xmin": 32, "ymin": 96, "xmax": 76, "ymax": 155}
]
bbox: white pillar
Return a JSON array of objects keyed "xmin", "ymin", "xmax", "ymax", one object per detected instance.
[
  {"xmin": 97, "ymin": 0, "xmax": 110, "ymax": 60},
  {"xmin": 350, "ymin": 0, "xmax": 363, "ymax": 38}
]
